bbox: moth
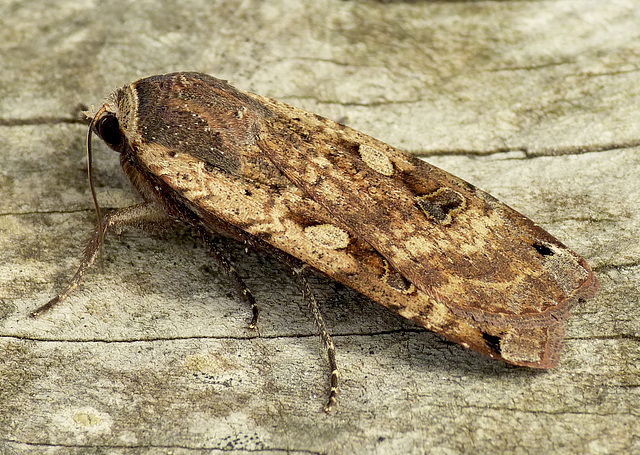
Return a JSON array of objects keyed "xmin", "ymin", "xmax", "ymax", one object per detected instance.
[{"xmin": 34, "ymin": 72, "xmax": 598, "ymax": 411}]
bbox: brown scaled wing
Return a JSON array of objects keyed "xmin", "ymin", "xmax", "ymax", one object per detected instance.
[{"xmin": 127, "ymin": 73, "xmax": 597, "ymax": 368}]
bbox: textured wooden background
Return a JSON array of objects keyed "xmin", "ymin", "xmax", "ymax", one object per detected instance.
[{"xmin": 1, "ymin": 1, "xmax": 638, "ymax": 454}]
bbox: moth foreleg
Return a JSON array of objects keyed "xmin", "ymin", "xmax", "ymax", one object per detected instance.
[
  {"xmin": 294, "ymin": 267, "xmax": 339, "ymax": 413},
  {"xmin": 32, "ymin": 202, "xmax": 169, "ymax": 318},
  {"xmin": 196, "ymin": 228, "xmax": 259, "ymax": 330}
]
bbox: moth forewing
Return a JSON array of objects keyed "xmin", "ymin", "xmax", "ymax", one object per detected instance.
[{"xmin": 39, "ymin": 72, "xmax": 598, "ymax": 411}]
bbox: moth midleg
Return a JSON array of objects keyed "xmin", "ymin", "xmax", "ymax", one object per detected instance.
[
  {"xmin": 196, "ymin": 227, "xmax": 259, "ymax": 330},
  {"xmin": 294, "ymin": 267, "xmax": 339, "ymax": 413},
  {"xmin": 200, "ymin": 227, "xmax": 340, "ymax": 410},
  {"xmin": 32, "ymin": 202, "xmax": 169, "ymax": 318}
]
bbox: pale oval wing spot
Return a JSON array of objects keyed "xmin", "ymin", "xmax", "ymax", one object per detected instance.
[
  {"xmin": 358, "ymin": 144, "xmax": 394, "ymax": 176},
  {"xmin": 304, "ymin": 224, "xmax": 351, "ymax": 250}
]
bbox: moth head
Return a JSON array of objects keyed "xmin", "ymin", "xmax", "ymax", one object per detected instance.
[{"xmin": 92, "ymin": 104, "xmax": 125, "ymax": 151}]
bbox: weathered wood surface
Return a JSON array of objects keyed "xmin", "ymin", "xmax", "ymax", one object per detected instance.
[{"xmin": 1, "ymin": 1, "xmax": 638, "ymax": 454}]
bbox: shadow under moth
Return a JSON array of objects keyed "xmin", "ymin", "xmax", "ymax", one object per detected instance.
[{"xmin": 33, "ymin": 72, "xmax": 598, "ymax": 411}]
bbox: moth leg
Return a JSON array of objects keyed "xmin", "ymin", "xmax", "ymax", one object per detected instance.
[
  {"xmin": 294, "ymin": 267, "xmax": 339, "ymax": 413},
  {"xmin": 32, "ymin": 202, "xmax": 169, "ymax": 318},
  {"xmin": 197, "ymin": 229, "xmax": 259, "ymax": 330}
]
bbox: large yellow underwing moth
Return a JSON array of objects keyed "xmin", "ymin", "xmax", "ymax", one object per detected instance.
[{"xmin": 34, "ymin": 72, "xmax": 598, "ymax": 412}]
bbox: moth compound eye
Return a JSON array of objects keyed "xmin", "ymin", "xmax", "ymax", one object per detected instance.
[{"xmin": 96, "ymin": 114, "xmax": 123, "ymax": 148}]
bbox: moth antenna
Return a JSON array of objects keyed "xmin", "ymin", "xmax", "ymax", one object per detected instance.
[{"xmin": 87, "ymin": 106, "xmax": 107, "ymax": 261}]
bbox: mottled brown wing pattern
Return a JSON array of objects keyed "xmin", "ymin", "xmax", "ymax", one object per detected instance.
[
  {"xmin": 252, "ymin": 94, "xmax": 597, "ymax": 324},
  {"xmin": 118, "ymin": 73, "xmax": 598, "ymax": 367}
]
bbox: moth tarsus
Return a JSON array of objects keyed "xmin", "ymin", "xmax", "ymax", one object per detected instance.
[
  {"xmin": 195, "ymin": 226, "xmax": 260, "ymax": 329},
  {"xmin": 39, "ymin": 72, "xmax": 598, "ymax": 410},
  {"xmin": 295, "ymin": 266, "xmax": 340, "ymax": 412}
]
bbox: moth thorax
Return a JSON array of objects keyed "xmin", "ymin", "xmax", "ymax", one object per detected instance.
[{"xmin": 116, "ymin": 85, "xmax": 138, "ymax": 135}]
